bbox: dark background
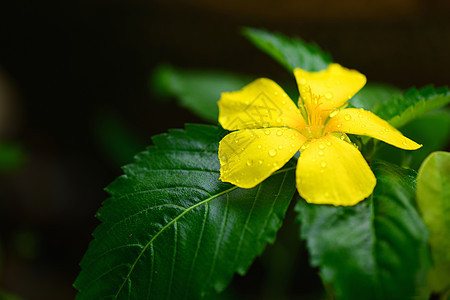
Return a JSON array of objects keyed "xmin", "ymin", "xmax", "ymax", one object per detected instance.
[{"xmin": 0, "ymin": 0, "xmax": 449, "ymax": 299}]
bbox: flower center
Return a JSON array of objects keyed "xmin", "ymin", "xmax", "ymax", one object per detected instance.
[
  {"xmin": 301, "ymin": 125, "xmax": 324, "ymax": 139},
  {"xmin": 301, "ymin": 92, "xmax": 328, "ymax": 138}
]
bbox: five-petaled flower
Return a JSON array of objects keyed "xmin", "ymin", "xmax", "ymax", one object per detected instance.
[{"xmin": 217, "ymin": 63, "xmax": 421, "ymax": 206}]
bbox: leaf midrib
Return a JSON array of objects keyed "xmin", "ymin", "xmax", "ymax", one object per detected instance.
[{"xmin": 112, "ymin": 166, "xmax": 296, "ymax": 299}]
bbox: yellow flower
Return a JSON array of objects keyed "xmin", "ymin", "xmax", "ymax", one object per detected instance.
[{"xmin": 218, "ymin": 63, "xmax": 422, "ymax": 206}]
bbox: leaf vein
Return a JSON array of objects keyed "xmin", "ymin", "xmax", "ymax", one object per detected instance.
[
  {"xmin": 257, "ymin": 171, "xmax": 288, "ymax": 239},
  {"xmin": 184, "ymin": 202, "xmax": 209, "ymax": 298},
  {"xmin": 112, "ymin": 185, "xmax": 238, "ymax": 299},
  {"xmin": 233, "ymin": 184, "xmax": 262, "ymax": 268},
  {"xmin": 166, "ymin": 221, "xmax": 178, "ymax": 299}
]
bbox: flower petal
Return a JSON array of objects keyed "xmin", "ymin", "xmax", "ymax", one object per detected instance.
[
  {"xmin": 325, "ymin": 108, "xmax": 422, "ymax": 150},
  {"xmin": 294, "ymin": 63, "xmax": 366, "ymax": 110},
  {"xmin": 218, "ymin": 78, "xmax": 306, "ymax": 131},
  {"xmin": 296, "ymin": 134, "xmax": 376, "ymax": 206},
  {"xmin": 219, "ymin": 128, "xmax": 307, "ymax": 188}
]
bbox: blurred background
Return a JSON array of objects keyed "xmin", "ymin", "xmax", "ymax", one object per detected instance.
[{"xmin": 0, "ymin": 0, "xmax": 449, "ymax": 299}]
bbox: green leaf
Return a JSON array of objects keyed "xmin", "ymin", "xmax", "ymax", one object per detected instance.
[
  {"xmin": 376, "ymin": 85, "xmax": 450, "ymax": 128},
  {"xmin": 242, "ymin": 27, "xmax": 332, "ymax": 72},
  {"xmin": 349, "ymin": 83, "xmax": 402, "ymax": 112},
  {"xmin": 373, "ymin": 109, "xmax": 450, "ymax": 170},
  {"xmin": 417, "ymin": 151, "xmax": 450, "ymax": 293},
  {"xmin": 75, "ymin": 124, "xmax": 297, "ymax": 299},
  {"xmin": 296, "ymin": 161, "xmax": 430, "ymax": 300},
  {"xmin": 151, "ymin": 66, "xmax": 252, "ymax": 123}
]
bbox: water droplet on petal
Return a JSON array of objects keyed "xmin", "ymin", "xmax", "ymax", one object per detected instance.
[
  {"xmin": 278, "ymin": 145, "xmax": 283, "ymax": 150},
  {"xmin": 402, "ymin": 141, "xmax": 408, "ymax": 146},
  {"xmin": 340, "ymin": 135, "xmax": 345, "ymax": 140},
  {"xmin": 358, "ymin": 112, "xmax": 363, "ymax": 118},
  {"xmin": 234, "ymin": 139, "xmax": 239, "ymax": 143},
  {"xmin": 276, "ymin": 130, "xmax": 283, "ymax": 136},
  {"xmin": 324, "ymin": 192, "xmax": 330, "ymax": 198},
  {"xmin": 329, "ymin": 110, "xmax": 339, "ymax": 118},
  {"xmin": 274, "ymin": 91, "xmax": 279, "ymax": 95},
  {"xmin": 246, "ymin": 159, "xmax": 253, "ymax": 166},
  {"xmin": 318, "ymin": 150, "xmax": 324, "ymax": 156},
  {"xmin": 344, "ymin": 113, "xmax": 351, "ymax": 121},
  {"xmin": 273, "ymin": 162, "xmax": 279, "ymax": 168},
  {"xmin": 258, "ymin": 159, "xmax": 263, "ymax": 165},
  {"xmin": 265, "ymin": 129, "xmax": 270, "ymax": 135},
  {"xmin": 236, "ymin": 179, "xmax": 240, "ymax": 183},
  {"xmin": 321, "ymin": 161, "xmax": 327, "ymax": 168},
  {"xmin": 269, "ymin": 149, "xmax": 277, "ymax": 157},
  {"xmin": 327, "ymin": 141, "xmax": 332, "ymax": 146},
  {"xmin": 257, "ymin": 145, "xmax": 262, "ymax": 149},
  {"xmin": 325, "ymin": 92, "xmax": 333, "ymax": 100},
  {"xmin": 276, "ymin": 117, "xmax": 282, "ymax": 123},
  {"xmin": 337, "ymin": 124, "xmax": 342, "ymax": 128},
  {"xmin": 319, "ymin": 144, "xmax": 325, "ymax": 150}
]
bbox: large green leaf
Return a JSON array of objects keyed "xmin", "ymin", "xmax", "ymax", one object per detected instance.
[
  {"xmin": 75, "ymin": 124, "xmax": 297, "ymax": 299},
  {"xmin": 417, "ymin": 151, "xmax": 450, "ymax": 294},
  {"xmin": 296, "ymin": 161, "xmax": 430, "ymax": 300},
  {"xmin": 151, "ymin": 66, "xmax": 252, "ymax": 123},
  {"xmin": 242, "ymin": 27, "xmax": 332, "ymax": 72},
  {"xmin": 376, "ymin": 85, "xmax": 450, "ymax": 128}
]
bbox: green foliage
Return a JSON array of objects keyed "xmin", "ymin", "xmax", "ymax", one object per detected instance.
[
  {"xmin": 417, "ymin": 151, "xmax": 450, "ymax": 294},
  {"xmin": 0, "ymin": 142, "xmax": 26, "ymax": 173},
  {"xmin": 296, "ymin": 161, "xmax": 430, "ymax": 300},
  {"xmin": 242, "ymin": 27, "xmax": 332, "ymax": 72},
  {"xmin": 349, "ymin": 83, "xmax": 402, "ymax": 112},
  {"xmin": 0, "ymin": 290, "xmax": 23, "ymax": 300},
  {"xmin": 376, "ymin": 85, "xmax": 450, "ymax": 128},
  {"xmin": 94, "ymin": 111, "xmax": 146, "ymax": 167},
  {"xmin": 152, "ymin": 66, "xmax": 252, "ymax": 123},
  {"xmin": 74, "ymin": 124, "xmax": 297, "ymax": 299},
  {"xmin": 373, "ymin": 109, "xmax": 450, "ymax": 169}
]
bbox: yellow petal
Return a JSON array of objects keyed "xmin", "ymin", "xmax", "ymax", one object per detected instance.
[
  {"xmin": 219, "ymin": 128, "xmax": 307, "ymax": 188},
  {"xmin": 296, "ymin": 134, "xmax": 376, "ymax": 206},
  {"xmin": 218, "ymin": 78, "xmax": 306, "ymax": 131},
  {"xmin": 325, "ymin": 108, "xmax": 422, "ymax": 150},
  {"xmin": 294, "ymin": 63, "xmax": 366, "ymax": 110}
]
